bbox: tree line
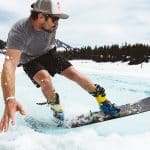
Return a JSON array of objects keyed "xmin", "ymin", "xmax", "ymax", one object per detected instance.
[
  {"xmin": 0, "ymin": 39, "xmax": 150, "ymax": 65},
  {"xmin": 58, "ymin": 43, "xmax": 150, "ymax": 65}
]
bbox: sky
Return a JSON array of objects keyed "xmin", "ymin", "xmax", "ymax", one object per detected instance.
[{"xmin": 0, "ymin": 0, "xmax": 150, "ymax": 47}]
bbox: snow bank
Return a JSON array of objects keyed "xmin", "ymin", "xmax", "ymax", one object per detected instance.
[{"xmin": 71, "ymin": 60, "xmax": 150, "ymax": 78}]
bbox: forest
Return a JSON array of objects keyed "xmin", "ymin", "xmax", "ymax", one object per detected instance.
[{"xmin": 58, "ymin": 43, "xmax": 150, "ymax": 65}]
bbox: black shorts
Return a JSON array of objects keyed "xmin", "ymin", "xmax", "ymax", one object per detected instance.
[{"xmin": 23, "ymin": 47, "xmax": 72, "ymax": 88}]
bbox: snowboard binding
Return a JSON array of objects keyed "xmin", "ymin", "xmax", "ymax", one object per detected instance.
[{"xmin": 90, "ymin": 84, "xmax": 120, "ymax": 117}]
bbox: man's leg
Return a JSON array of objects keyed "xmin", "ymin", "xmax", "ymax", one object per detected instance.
[
  {"xmin": 61, "ymin": 66, "xmax": 96, "ymax": 93},
  {"xmin": 33, "ymin": 70, "xmax": 64, "ymax": 120},
  {"xmin": 61, "ymin": 66, "xmax": 120, "ymax": 116},
  {"xmin": 33, "ymin": 70, "xmax": 56, "ymax": 101}
]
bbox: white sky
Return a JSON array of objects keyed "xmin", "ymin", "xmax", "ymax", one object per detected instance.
[{"xmin": 0, "ymin": 0, "xmax": 150, "ymax": 47}]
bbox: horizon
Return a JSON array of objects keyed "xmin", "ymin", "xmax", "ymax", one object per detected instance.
[{"xmin": 0, "ymin": 38, "xmax": 150, "ymax": 50}]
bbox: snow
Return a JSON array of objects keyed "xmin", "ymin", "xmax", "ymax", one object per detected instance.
[
  {"xmin": 0, "ymin": 54, "xmax": 150, "ymax": 150},
  {"xmin": 71, "ymin": 60, "xmax": 150, "ymax": 79}
]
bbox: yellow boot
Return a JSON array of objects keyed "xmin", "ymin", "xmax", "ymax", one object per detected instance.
[{"xmin": 90, "ymin": 84, "xmax": 120, "ymax": 116}]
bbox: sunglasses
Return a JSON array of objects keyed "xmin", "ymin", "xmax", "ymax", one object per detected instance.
[{"xmin": 44, "ymin": 14, "xmax": 59, "ymax": 22}]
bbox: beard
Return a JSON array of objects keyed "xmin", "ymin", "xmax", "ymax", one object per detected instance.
[
  {"xmin": 41, "ymin": 26, "xmax": 56, "ymax": 32},
  {"xmin": 41, "ymin": 27, "xmax": 51, "ymax": 32}
]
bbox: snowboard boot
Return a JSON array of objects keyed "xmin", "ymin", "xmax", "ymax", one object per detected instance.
[
  {"xmin": 47, "ymin": 93, "xmax": 64, "ymax": 121},
  {"xmin": 90, "ymin": 84, "xmax": 120, "ymax": 116}
]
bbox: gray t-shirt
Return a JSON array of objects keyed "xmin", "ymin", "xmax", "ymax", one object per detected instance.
[{"xmin": 6, "ymin": 18, "xmax": 56, "ymax": 65}]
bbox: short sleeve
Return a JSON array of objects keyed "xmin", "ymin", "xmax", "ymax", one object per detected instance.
[{"xmin": 6, "ymin": 26, "xmax": 25, "ymax": 51}]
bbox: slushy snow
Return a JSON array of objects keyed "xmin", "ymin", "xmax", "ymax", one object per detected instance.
[{"xmin": 0, "ymin": 55, "xmax": 150, "ymax": 150}]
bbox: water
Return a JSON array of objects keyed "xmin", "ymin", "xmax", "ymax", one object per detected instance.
[{"xmin": 0, "ymin": 59, "xmax": 150, "ymax": 150}]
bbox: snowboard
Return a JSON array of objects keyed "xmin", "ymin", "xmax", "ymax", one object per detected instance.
[
  {"xmin": 34, "ymin": 97, "xmax": 150, "ymax": 129},
  {"xmin": 68, "ymin": 97, "xmax": 150, "ymax": 128}
]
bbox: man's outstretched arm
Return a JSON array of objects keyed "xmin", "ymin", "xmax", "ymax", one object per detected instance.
[{"xmin": 0, "ymin": 49, "xmax": 26, "ymax": 132}]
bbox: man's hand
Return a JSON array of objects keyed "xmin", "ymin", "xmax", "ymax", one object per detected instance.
[{"xmin": 0, "ymin": 100, "xmax": 26, "ymax": 132}]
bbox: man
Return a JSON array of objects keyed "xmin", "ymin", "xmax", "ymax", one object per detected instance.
[{"xmin": 0, "ymin": 0, "xmax": 120, "ymax": 132}]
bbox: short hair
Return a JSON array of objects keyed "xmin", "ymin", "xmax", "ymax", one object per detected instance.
[{"xmin": 30, "ymin": 10, "xmax": 41, "ymax": 20}]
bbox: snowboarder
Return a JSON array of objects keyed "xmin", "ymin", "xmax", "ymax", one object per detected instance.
[{"xmin": 0, "ymin": 0, "xmax": 120, "ymax": 132}]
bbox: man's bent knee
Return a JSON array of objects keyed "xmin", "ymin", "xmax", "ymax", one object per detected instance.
[
  {"xmin": 33, "ymin": 70, "xmax": 53, "ymax": 88},
  {"xmin": 40, "ymin": 77, "xmax": 52, "ymax": 88}
]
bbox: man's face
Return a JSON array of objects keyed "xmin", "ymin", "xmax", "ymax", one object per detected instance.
[{"xmin": 41, "ymin": 14, "xmax": 59, "ymax": 31}]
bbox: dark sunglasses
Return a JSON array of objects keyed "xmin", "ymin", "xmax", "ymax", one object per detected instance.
[{"xmin": 44, "ymin": 14, "xmax": 59, "ymax": 22}]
